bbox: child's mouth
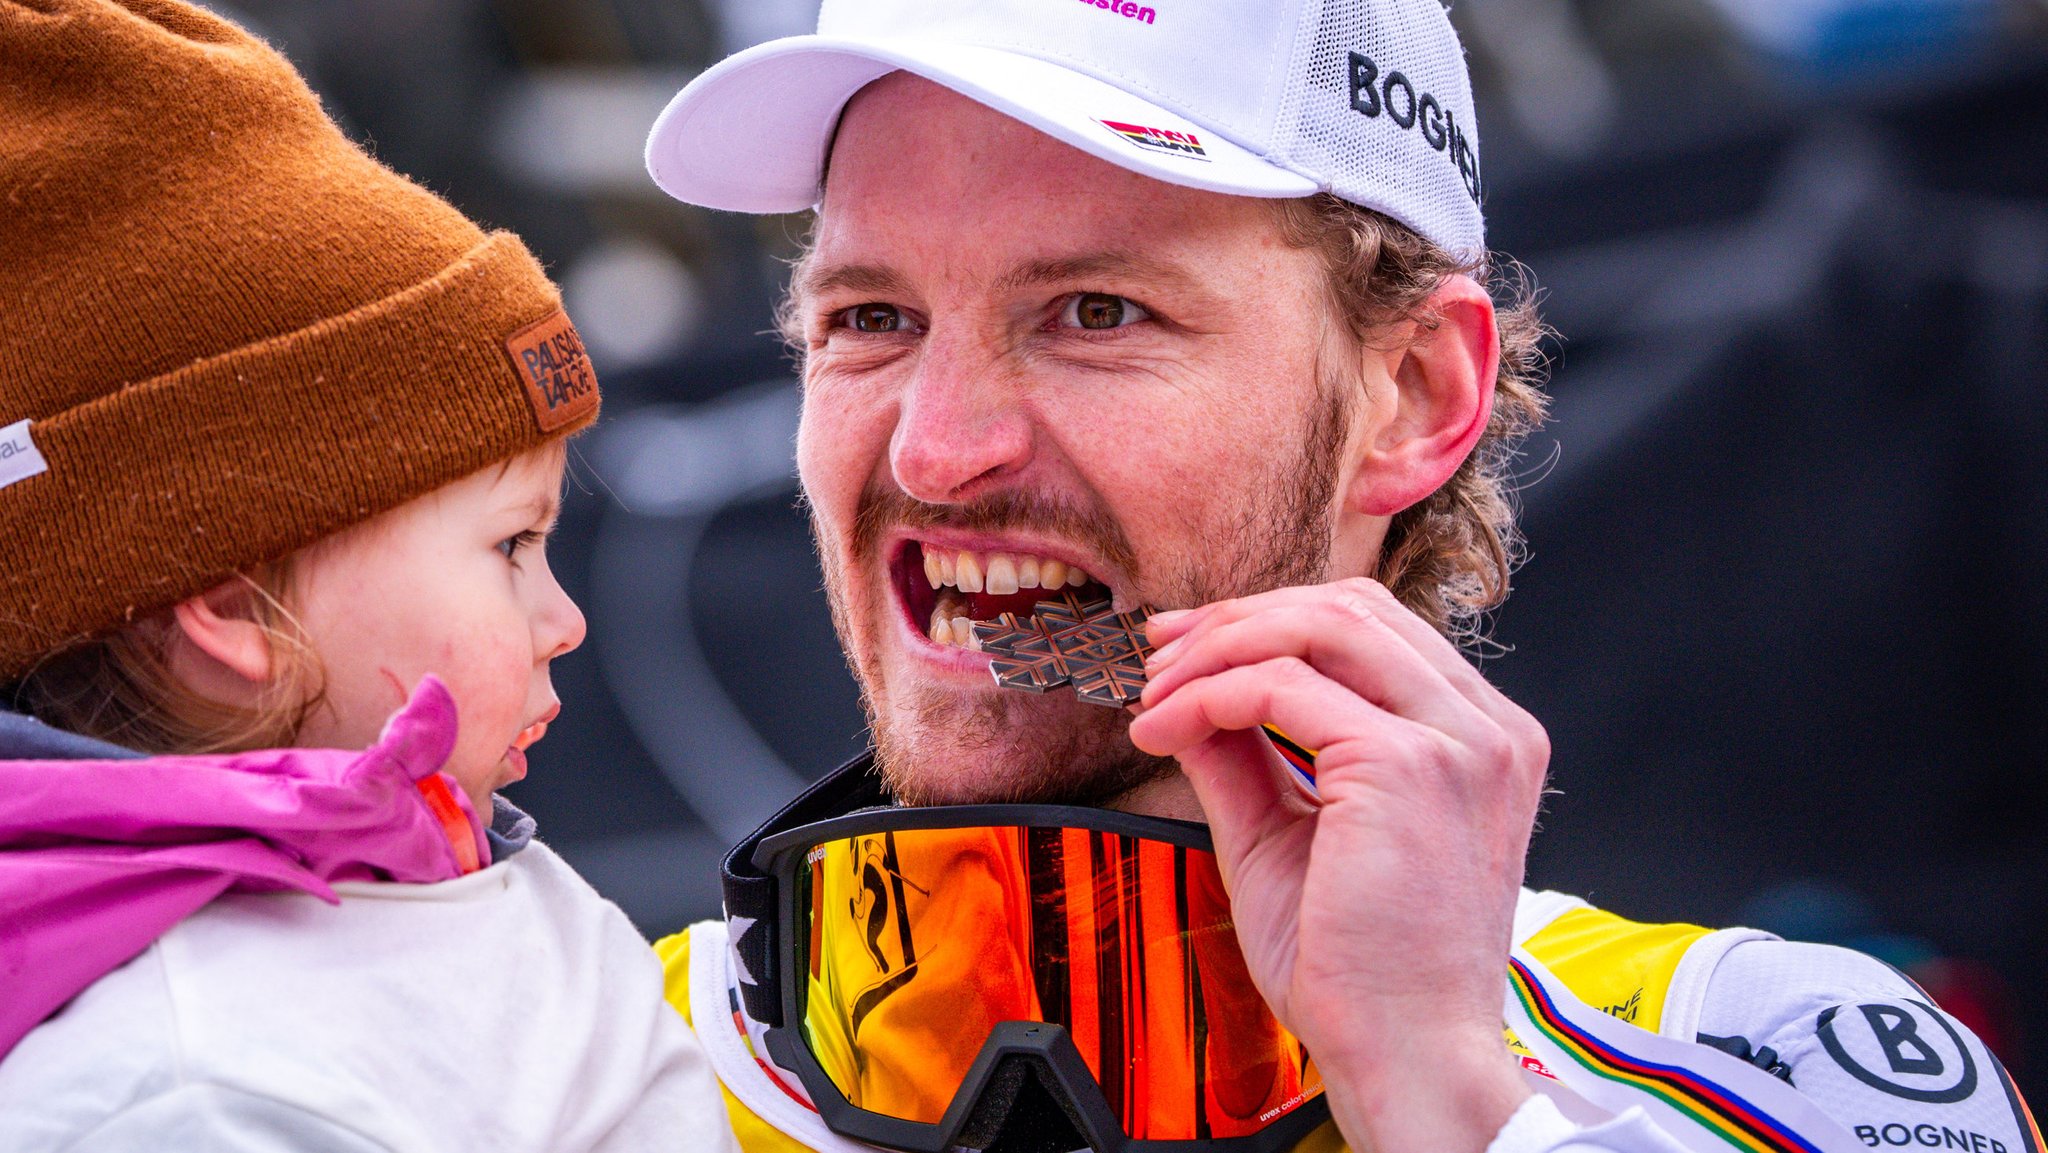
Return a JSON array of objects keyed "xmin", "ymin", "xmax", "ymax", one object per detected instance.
[
  {"xmin": 897, "ymin": 541, "xmax": 1115, "ymax": 650},
  {"xmin": 512, "ymin": 720, "xmax": 548, "ymax": 752},
  {"xmin": 504, "ymin": 705, "xmax": 560, "ymax": 780},
  {"xmin": 502, "ymin": 717, "xmax": 550, "ymax": 785}
]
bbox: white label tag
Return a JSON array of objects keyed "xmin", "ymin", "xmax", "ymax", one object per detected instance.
[{"xmin": 0, "ymin": 420, "xmax": 50, "ymax": 491}]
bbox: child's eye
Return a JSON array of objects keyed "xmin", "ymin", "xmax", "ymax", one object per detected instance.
[{"xmin": 497, "ymin": 529, "xmax": 545, "ymax": 560}]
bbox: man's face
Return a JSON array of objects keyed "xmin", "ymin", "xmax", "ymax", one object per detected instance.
[{"xmin": 795, "ymin": 75, "xmax": 1385, "ymax": 806}]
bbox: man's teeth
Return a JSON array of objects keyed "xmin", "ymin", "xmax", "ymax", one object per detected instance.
[
  {"xmin": 920, "ymin": 547, "xmax": 1100, "ymax": 649},
  {"xmin": 921, "ymin": 547, "xmax": 1092, "ymax": 594},
  {"xmin": 929, "ymin": 611, "xmax": 981, "ymax": 650},
  {"xmin": 986, "ymin": 555, "xmax": 1018, "ymax": 595}
]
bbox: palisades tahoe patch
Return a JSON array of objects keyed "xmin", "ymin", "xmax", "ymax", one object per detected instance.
[{"xmin": 504, "ymin": 308, "xmax": 598, "ymax": 434}]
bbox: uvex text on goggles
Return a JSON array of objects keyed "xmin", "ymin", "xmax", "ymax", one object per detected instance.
[{"xmin": 739, "ymin": 798, "xmax": 1330, "ymax": 1152}]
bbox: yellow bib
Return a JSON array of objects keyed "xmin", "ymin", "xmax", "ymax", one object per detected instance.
[
  {"xmin": 658, "ymin": 932, "xmax": 817, "ymax": 1153},
  {"xmin": 656, "ymin": 903, "xmax": 1713, "ymax": 1153}
]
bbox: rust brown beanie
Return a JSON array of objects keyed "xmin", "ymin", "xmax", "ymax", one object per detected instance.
[{"xmin": 0, "ymin": 0, "xmax": 599, "ymax": 683}]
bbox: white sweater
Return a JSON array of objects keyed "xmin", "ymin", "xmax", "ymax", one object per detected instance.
[{"xmin": 0, "ymin": 841, "xmax": 738, "ymax": 1153}]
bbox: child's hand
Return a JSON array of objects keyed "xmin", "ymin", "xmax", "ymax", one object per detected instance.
[{"xmin": 371, "ymin": 676, "xmax": 489, "ymax": 875}]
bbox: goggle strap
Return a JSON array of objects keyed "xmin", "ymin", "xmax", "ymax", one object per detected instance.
[{"xmin": 722, "ymin": 754, "xmax": 890, "ymax": 1028}]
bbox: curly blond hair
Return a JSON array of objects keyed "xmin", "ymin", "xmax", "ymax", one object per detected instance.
[{"xmin": 1271, "ymin": 194, "xmax": 1551, "ymax": 646}]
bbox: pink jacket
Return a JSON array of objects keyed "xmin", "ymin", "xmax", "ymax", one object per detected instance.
[{"xmin": 0, "ymin": 677, "xmax": 486, "ymax": 1057}]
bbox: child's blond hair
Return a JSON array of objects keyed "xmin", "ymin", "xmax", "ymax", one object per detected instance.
[{"xmin": 7, "ymin": 566, "xmax": 322, "ymax": 755}]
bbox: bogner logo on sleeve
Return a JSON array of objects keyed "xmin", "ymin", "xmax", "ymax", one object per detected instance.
[
  {"xmin": 1346, "ymin": 51, "xmax": 1482, "ymax": 205},
  {"xmin": 1818, "ymin": 1000, "xmax": 1979, "ymax": 1104},
  {"xmin": 504, "ymin": 308, "xmax": 599, "ymax": 434}
]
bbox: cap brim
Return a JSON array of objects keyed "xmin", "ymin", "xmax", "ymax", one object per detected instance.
[{"xmin": 646, "ymin": 35, "xmax": 1320, "ymax": 213}]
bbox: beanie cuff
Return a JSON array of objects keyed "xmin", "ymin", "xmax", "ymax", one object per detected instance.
[{"xmin": 0, "ymin": 230, "xmax": 598, "ymax": 679}]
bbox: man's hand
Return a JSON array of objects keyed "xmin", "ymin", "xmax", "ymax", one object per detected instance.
[{"xmin": 1129, "ymin": 578, "xmax": 1549, "ymax": 1153}]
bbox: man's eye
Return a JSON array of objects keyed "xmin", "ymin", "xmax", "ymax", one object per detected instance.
[
  {"xmin": 839, "ymin": 303, "xmax": 908, "ymax": 334},
  {"xmin": 1058, "ymin": 293, "xmax": 1150, "ymax": 331}
]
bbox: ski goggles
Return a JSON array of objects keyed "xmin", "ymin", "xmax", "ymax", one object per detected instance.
[{"xmin": 749, "ymin": 804, "xmax": 1329, "ymax": 1153}]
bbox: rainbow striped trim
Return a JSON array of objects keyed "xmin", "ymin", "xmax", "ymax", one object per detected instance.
[
  {"xmin": 1995, "ymin": 1056, "xmax": 2046, "ymax": 1153},
  {"xmin": 1507, "ymin": 957, "xmax": 1830, "ymax": 1153},
  {"xmin": 1261, "ymin": 725, "xmax": 1317, "ymax": 787}
]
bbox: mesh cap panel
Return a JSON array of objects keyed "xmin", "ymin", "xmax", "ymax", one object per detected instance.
[{"xmin": 1275, "ymin": 0, "xmax": 1486, "ymax": 259}]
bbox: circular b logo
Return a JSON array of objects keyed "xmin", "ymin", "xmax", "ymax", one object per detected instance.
[{"xmin": 1816, "ymin": 1000, "xmax": 1977, "ymax": 1104}]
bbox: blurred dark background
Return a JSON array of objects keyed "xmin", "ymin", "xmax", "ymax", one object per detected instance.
[{"xmin": 208, "ymin": 0, "xmax": 2048, "ymax": 1096}]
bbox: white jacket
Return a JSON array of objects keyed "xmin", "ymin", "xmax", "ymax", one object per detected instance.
[{"xmin": 0, "ymin": 840, "xmax": 739, "ymax": 1153}]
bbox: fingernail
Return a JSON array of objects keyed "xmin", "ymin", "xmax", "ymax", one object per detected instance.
[
  {"xmin": 1148, "ymin": 609, "xmax": 1193, "ymax": 627},
  {"xmin": 1148, "ymin": 636, "xmax": 1185, "ymax": 668}
]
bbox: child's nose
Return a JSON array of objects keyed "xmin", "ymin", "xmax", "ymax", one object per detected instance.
[{"xmin": 534, "ymin": 564, "xmax": 586, "ymax": 661}]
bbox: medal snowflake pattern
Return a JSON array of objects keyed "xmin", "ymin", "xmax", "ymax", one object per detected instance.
[
  {"xmin": 970, "ymin": 591, "xmax": 1156, "ymax": 708},
  {"xmin": 972, "ymin": 592, "xmax": 1322, "ymax": 785}
]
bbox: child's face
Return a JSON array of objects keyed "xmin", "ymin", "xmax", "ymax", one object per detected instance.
[{"xmin": 289, "ymin": 446, "xmax": 584, "ymax": 816}]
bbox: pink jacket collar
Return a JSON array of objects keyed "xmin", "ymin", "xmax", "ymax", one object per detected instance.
[{"xmin": 0, "ymin": 677, "xmax": 485, "ymax": 1057}]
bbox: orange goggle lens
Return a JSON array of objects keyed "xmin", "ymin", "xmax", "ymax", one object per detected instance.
[{"xmin": 796, "ymin": 825, "xmax": 1322, "ymax": 1140}]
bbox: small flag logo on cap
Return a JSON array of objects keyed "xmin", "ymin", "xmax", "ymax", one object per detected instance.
[{"xmin": 1097, "ymin": 119, "xmax": 1209, "ymax": 161}]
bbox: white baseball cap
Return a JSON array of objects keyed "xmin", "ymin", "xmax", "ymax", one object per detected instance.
[{"xmin": 645, "ymin": 0, "xmax": 1487, "ymax": 259}]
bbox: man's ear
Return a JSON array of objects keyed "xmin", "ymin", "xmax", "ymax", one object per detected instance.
[
  {"xmin": 167, "ymin": 579, "xmax": 276, "ymax": 701},
  {"xmin": 1348, "ymin": 274, "xmax": 1498, "ymax": 517}
]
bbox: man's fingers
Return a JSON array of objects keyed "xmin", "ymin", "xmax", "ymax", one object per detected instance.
[
  {"xmin": 1172, "ymin": 727, "xmax": 1310, "ymax": 879},
  {"xmin": 1144, "ymin": 606, "xmax": 1209, "ymax": 637},
  {"xmin": 1146, "ymin": 578, "xmax": 1529, "ymax": 733},
  {"xmin": 1135, "ymin": 653, "xmax": 1543, "ymax": 805},
  {"xmin": 1321, "ymin": 579, "xmax": 1527, "ymax": 719},
  {"xmin": 1132, "ymin": 655, "xmax": 1409, "ymax": 765},
  {"xmin": 1143, "ymin": 596, "xmax": 1476, "ymax": 733}
]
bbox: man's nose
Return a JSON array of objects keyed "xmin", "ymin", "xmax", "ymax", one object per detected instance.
[{"xmin": 888, "ymin": 336, "xmax": 1033, "ymax": 504}]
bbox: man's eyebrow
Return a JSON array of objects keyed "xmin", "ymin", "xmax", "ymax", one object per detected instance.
[
  {"xmin": 992, "ymin": 251, "xmax": 1206, "ymax": 296},
  {"xmin": 796, "ymin": 262, "xmax": 915, "ymax": 303},
  {"xmin": 796, "ymin": 252, "xmax": 1210, "ymax": 305}
]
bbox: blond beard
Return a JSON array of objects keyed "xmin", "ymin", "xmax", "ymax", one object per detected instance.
[{"xmin": 816, "ymin": 377, "xmax": 1351, "ymax": 807}]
